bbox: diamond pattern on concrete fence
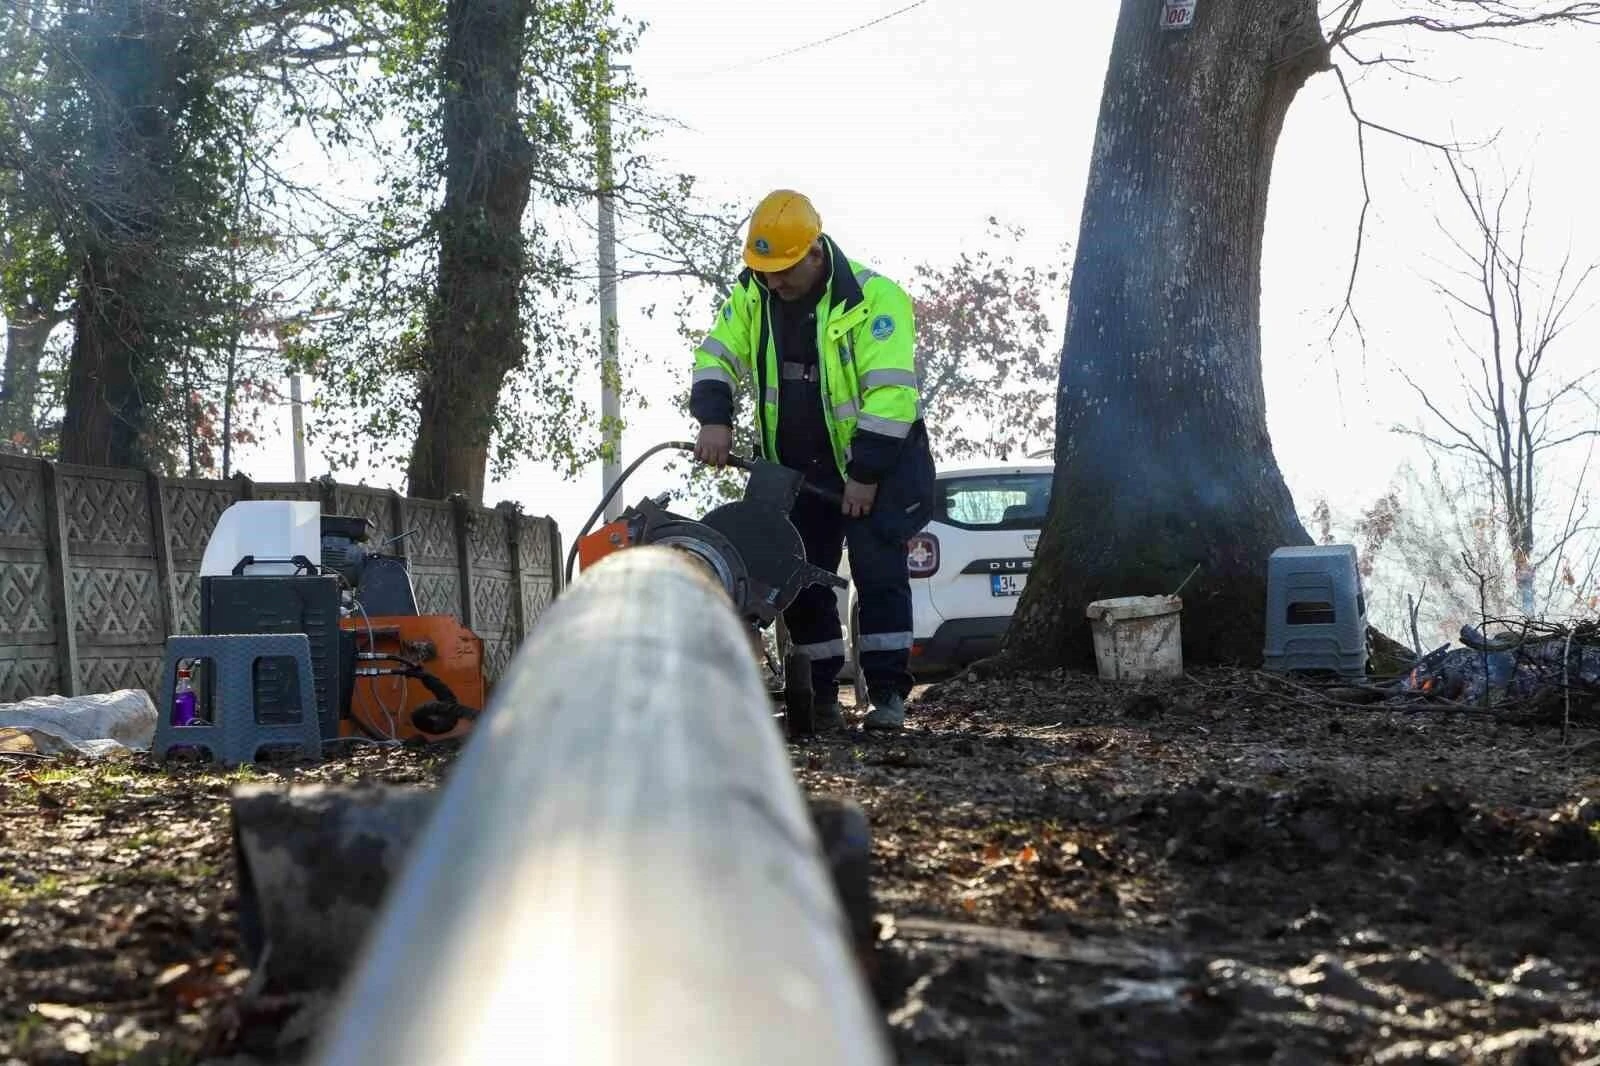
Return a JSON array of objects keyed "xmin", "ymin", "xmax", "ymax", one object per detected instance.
[
  {"xmin": 72, "ymin": 566, "xmax": 159, "ymax": 639},
  {"xmin": 0, "ymin": 465, "xmax": 45, "ymax": 541},
  {"xmin": 65, "ymin": 476, "xmax": 148, "ymax": 549},
  {"xmin": 0, "ymin": 563, "xmax": 52, "ymax": 637},
  {"xmin": 471, "ymin": 574, "xmax": 513, "ymax": 631}
]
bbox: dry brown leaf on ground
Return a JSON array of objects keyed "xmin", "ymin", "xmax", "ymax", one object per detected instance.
[{"xmin": 154, "ymin": 955, "xmax": 249, "ymax": 1009}]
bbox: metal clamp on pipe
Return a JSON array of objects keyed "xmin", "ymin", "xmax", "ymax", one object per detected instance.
[{"xmin": 307, "ymin": 547, "xmax": 891, "ymax": 1066}]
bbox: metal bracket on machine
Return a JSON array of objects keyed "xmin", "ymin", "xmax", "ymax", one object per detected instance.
[{"xmin": 626, "ymin": 459, "xmax": 847, "ymax": 628}]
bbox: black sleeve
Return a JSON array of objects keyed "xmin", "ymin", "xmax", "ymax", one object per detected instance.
[
  {"xmin": 845, "ymin": 428, "xmax": 904, "ymax": 484},
  {"xmin": 689, "ymin": 380, "xmax": 734, "ymax": 427}
]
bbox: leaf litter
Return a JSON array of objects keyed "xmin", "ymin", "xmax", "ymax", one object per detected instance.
[
  {"xmin": 817, "ymin": 668, "xmax": 1600, "ymax": 1064},
  {"xmin": 1, "ymin": 745, "xmax": 455, "ymax": 1065},
  {"xmin": 0, "ymin": 667, "xmax": 1596, "ymax": 1064}
]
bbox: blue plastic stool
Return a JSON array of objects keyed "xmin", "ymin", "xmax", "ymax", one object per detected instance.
[
  {"xmin": 1262, "ymin": 545, "xmax": 1368, "ymax": 677},
  {"xmin": 153, "ymin": 633, "xmax": 324, "ymax": 766}
]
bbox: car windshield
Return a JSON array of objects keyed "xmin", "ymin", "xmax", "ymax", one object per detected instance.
[{"xmin": 936, "ymin": 472, "xmax": 1053, "ymax": 530}]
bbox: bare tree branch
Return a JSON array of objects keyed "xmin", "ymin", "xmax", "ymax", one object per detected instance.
[
  {"xmin": 1329, "ymin": 63, "xmax": 1372, "ymax": 346},
  {"xmin": 1322, "ymin": 1, "xmax": 1600, "ymax": 347},
  {"xmin": 1398, "ymin": 144, "xmax": 1600, "ymax": 617},
  {"xmin": 1335, "ymin": 2, "xmax": 1600, "ymax": 44},
  {"xmin": 1533, "ymin": 522, "xmax": 1599, "ymax": 570},
  {"xmin": 1328, "ymin": 61, "xmax": 1481, "ymax": 347}
]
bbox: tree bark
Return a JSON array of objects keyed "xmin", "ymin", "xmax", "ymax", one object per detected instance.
[
  {"xmin": 0, "ymin": 307, "xmax": 62, "ymax": 448},
  {"xmin": 231, "ymin": 783, "xmax": 440, "ymax": 992},
  {"xmin": 1005, "ymin": 0, "xmax": 1330, "ymax": 669},
  {"xmin": 220, "ymin": 330, "xmax": 239, "ymax": 477},
  {"xmin": 406, "ymin": 0, "xmax": 535, "ymax": 503},
  {"xmin": 57, "ymin": 0, "xmax": 184, "ymax": 470},
  {"xmin": 181, "ymin": 353, "xmax": 197, "ymax": 477},
  {"xmin": 230, "ymin": 783, "xmax": 879, "ymax": 996},
  {"xmin": 60, "ymin": 247, "xmax": 155, "ymax": 467}
]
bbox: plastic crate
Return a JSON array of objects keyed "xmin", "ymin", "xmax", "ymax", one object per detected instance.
[{"xmin": 1262, "ymin": 545, "xmax": 1367, "ymax": 677}]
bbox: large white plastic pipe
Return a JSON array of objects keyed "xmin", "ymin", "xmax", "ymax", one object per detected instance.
[{"xmin": 308, "ymin": 546, "xmax": 890, "ymax": 1066}]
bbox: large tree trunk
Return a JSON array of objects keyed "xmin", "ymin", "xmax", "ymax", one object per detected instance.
[
  {"xmin": 60, "ymin": 248, "xmax": 155, "ymax": 467},
  {"xmin": 0, "ymin": 306, "xmax": 63, "ymax": 448},
  {"xmin": 1004, "ymin": 0, "xmax": 1330, "ymax": 670},
  {"xmin": 57, "ymin": 0, "xmax": 181, "ymax": 470},
  {"xmin": 406, "ymin": 0, "xmax": 534, "ymax": 503}
]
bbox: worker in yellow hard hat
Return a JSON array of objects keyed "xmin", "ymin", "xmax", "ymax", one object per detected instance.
[{"xmin": 689, "ymin": 189, "xmax": 935, "ymax": 732}]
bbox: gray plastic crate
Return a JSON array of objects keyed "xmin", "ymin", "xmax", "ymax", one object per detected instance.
[
  {"xmin": 1262, "ymin": 545, "xmax": 1367, "ymax": 677},
  {"xmin": 153, "ymin": 633, "xmax": 323, "ymax": 767}
]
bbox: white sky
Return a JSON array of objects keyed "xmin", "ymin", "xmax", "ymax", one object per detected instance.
[{"xmin": 71, "ymin": 3, "xmax": 1600, "ymax": 577}]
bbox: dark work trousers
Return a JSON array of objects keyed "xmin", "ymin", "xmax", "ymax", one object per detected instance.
[{"xmin": 781, "ymin": 458, "xmax": 915, "ymax": 705}]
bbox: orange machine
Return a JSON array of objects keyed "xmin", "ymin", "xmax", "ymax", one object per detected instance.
[
  {"xmin": 575, "ymin": 519, "xmax": 634, "ymax": 572},
  {"xmin": 338, "ymin": 614, "xmax": 486, "ymax": 742}
]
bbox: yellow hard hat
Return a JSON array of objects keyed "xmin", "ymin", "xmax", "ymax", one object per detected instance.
[{"xmin": 743, "ymin": 189, "xmax": 822, "ymax": 272}]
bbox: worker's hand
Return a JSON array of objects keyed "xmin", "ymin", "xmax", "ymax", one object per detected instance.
[
  {"xmin": 842, "ymin": 479, "xmax": 877, "ymax": 518},
  {"xmin": 695, "ymin": 424, "xmax": 733, "ymax": 468}
]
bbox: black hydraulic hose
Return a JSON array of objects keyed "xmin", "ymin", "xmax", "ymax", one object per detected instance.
[
  {"xmin": 349, "ymin": 659, "xmax": 472, "ymax": 740},
  {"xmin": 407, "ymin": 666, "xmax": 460, "ymax": 706},
  {"xmin": 361, "ymin": 654, "xmax": 463, "ymax": 705},
  {"xmin": 564, "ymin": 441, "xmax": 697, "ymax": 586}
]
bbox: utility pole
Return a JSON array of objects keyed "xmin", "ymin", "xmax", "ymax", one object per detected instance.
[
  {"xmin": 597, "ymin": 53, "xmax": 629, "ymax": 520},
  {"xmin": 289, "ymin": 373, "xmax": 307, "ymax": 482}
]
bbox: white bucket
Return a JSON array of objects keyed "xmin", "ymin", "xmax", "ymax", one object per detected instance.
[{"xmin": 1086, "ymin": 595, "xmax": 1184, "ymax": 681}]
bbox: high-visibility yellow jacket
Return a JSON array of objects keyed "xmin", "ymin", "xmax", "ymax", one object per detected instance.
[{"xmin": 688, "ymin": 234, "xmax": 923, "ymax": 484}]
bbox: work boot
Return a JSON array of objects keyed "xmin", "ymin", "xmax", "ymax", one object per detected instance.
[
  {"xmin": 813, "ymin": 699, "xmax": 845, "ymax": 732},
  {"xmin": 863, "ymin": 690, "xmax": 906, "ymax": 731}
]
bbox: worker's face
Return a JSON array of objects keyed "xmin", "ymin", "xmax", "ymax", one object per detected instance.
[{"xmin": 762, "ymin": 243, "xmax": 826, "ymax": 302}]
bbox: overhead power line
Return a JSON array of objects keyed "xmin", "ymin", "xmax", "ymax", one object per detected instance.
[{"xmin": 691, "ymin": 0, "xmax": 928, "ymax": 79}]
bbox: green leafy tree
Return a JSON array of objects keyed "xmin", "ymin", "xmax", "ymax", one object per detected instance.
[
  {"xmin": 0, "ymin": 3, "xmax": 73, "ymax": 450},
  {"xmin": 0, "ymin": 201, "xmax": 71, "ymax": 452},
  {"xmin": 282, "ymin": 0, "xmax": 740, "ymax": 502},
  {"xmin": 44, "ymin": 0, "xmax": 247, "ymax": 468},
  {"xmin": 1, "ymin": 0, "xmax": 381, "ymax": 471}
]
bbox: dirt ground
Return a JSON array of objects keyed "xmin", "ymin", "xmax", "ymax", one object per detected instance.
[{"xmin": 2, "ymin": 668, "xmax": 1598, "ymax": 1065}]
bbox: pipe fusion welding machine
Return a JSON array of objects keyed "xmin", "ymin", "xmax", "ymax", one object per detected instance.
[{"xmin": 196, "ymin": 500, "xmax": 485, "ymax": 743}]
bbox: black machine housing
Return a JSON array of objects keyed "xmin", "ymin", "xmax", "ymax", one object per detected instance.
[
  {"xmin": 611, "ymin": 457, "xmax": 846, "ymax": 628},
  {"xmin": 597, "ymin": 455, "xmax": 849, "ymax": 740},
  {"xmin": 319, "ymin": 515, "xmax": 420, "ymax": 617},
  {"xmin": 198, "ymin": 572, "xmax": 349, "ymax": 741}
]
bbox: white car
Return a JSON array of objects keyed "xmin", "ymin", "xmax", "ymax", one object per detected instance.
[{"xmin": 836, "ymin": 461, "xmax": 1053, "ymax": 684}]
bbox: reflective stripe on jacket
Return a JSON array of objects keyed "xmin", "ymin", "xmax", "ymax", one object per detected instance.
[{"xmin": 688, "ymin": 234, "xmax": 921, "ymax": 483}]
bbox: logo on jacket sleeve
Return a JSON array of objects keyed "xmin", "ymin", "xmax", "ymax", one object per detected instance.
[
  {"xmin": 871, "ymin": 314, "xmax": 895, "ymax": 340},
  {"xmin": 722, "ymin": 303, "xmax": 733, "ymax": 321}
]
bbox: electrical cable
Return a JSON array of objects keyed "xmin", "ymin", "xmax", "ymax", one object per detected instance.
[
  {"xmin": 397, "ymin": 659, "xmax": 411, "ymax": 731},
  {"xmin": 689, "ymin": 1, "xmax": 928, "ymax": 79},
  {"xmin": 346, "ymin": 711, "xmax": 394, "ymax": 744},
  {"xmin": 352, "ymin": 597, "xmax": 401, "ymax": 743}
]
